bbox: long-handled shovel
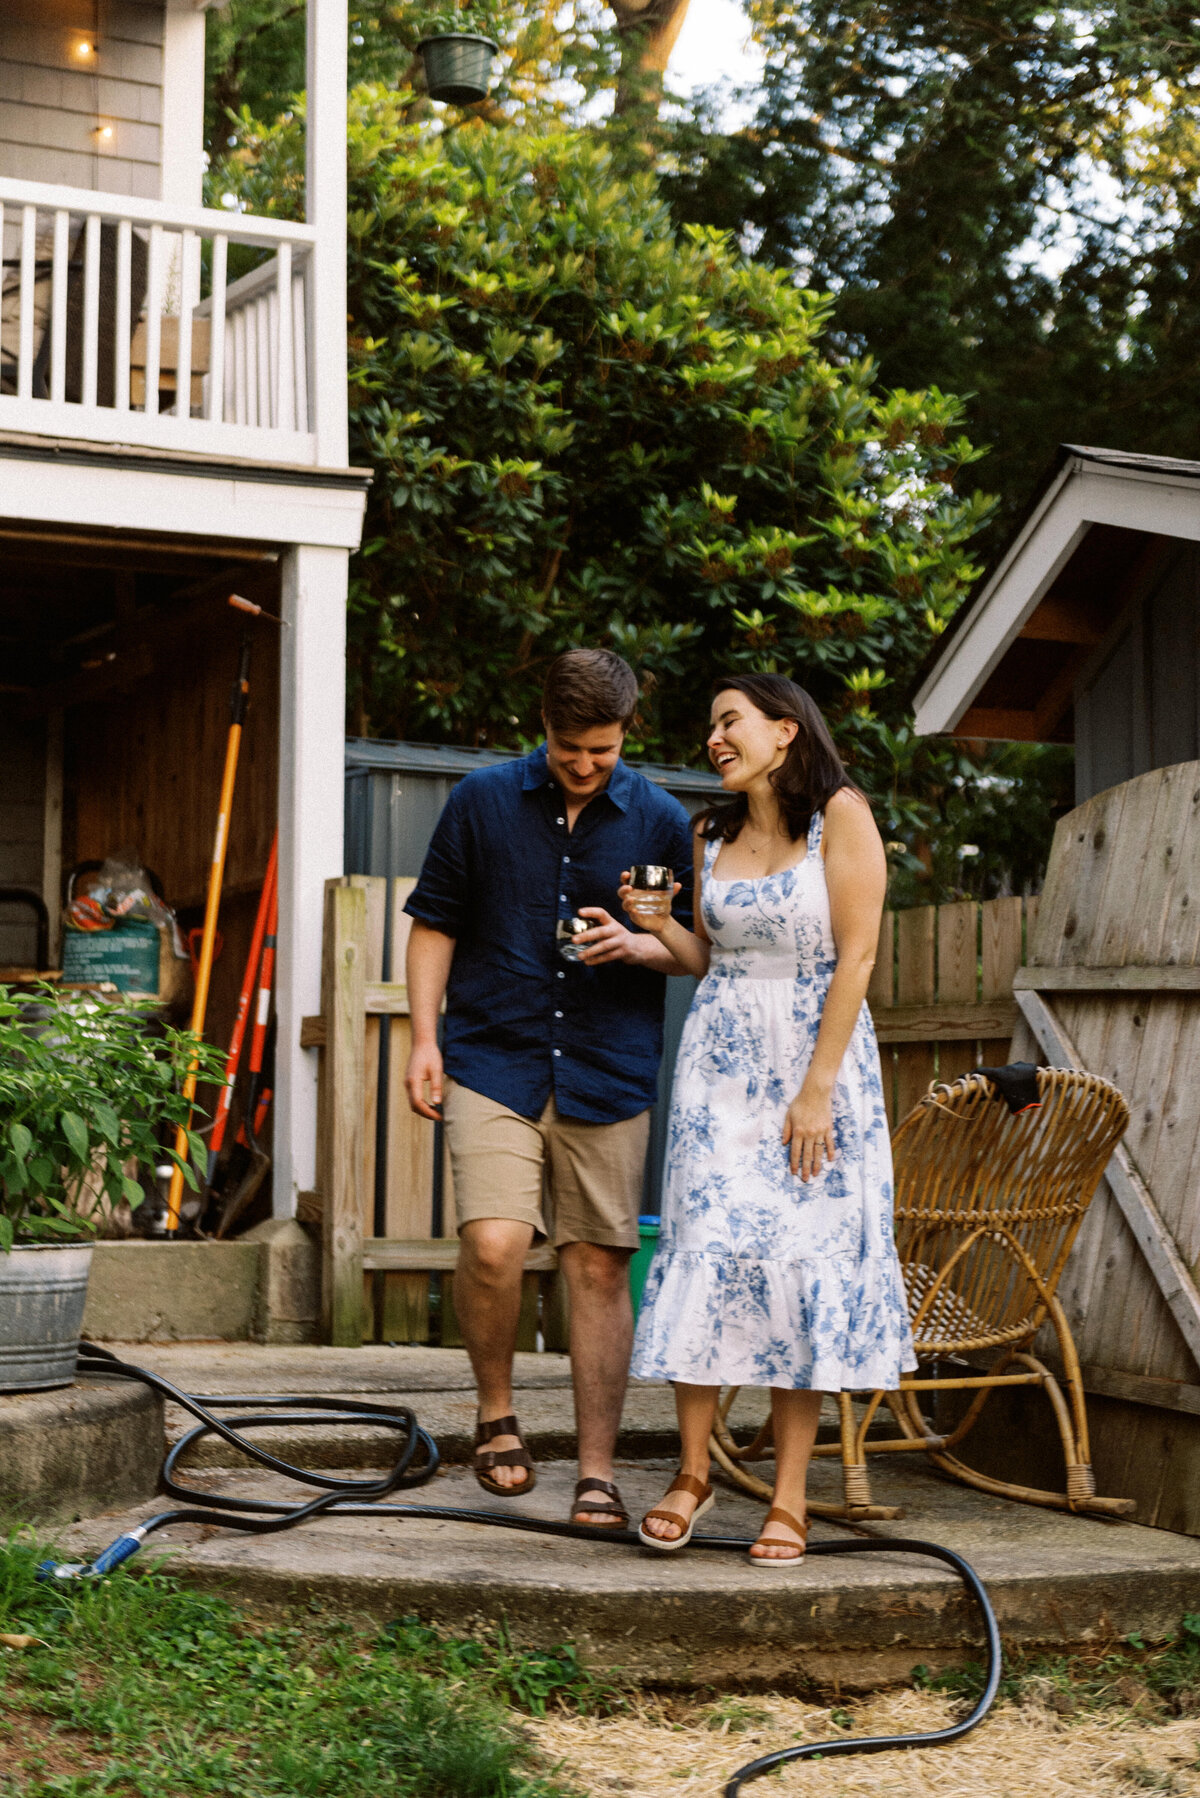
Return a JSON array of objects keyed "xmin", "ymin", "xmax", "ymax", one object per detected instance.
[
  {"xmin": 215, "ymin": 871, "xmax": 278, "ymax": 1238},
  {"xmin": 164, "ymin": 608, "xmax": 258, "ymax": 1233},
  {"xmin": 204, "ymin": 832, "xmax": 278, "ymax": 1202}
]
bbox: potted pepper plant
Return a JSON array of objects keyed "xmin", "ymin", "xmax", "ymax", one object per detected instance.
[{"xmin": 0, "ymin": 985, "xmax": 222, "ymax": 1392}]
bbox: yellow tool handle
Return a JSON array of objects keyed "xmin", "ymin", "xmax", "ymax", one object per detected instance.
[{"xmin": 165, "ymin": 705, "xmax": 246, "ymax": 1231}]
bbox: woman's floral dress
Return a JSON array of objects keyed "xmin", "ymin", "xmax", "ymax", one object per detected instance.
[{"xmin": 632, "ymin": 808, "xmax": 917, "ymax": 1391}]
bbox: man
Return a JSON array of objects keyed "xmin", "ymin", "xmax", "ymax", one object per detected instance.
[{"xmin": 404, "ymin": 649, "xmax": 693, "ymax": 1526}]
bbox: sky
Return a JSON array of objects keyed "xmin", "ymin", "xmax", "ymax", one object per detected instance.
[{"xmin": 667, "ymin": 0, "xmax": 764, "ymax": 104}]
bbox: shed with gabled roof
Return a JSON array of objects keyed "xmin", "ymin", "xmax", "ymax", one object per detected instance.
[{"xmin": 914, "ymin": 445, "xmax": 1200, "ymax": 802}]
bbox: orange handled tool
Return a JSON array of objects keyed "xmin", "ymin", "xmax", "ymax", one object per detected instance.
[
  {"xmin": 204, "ymin": 831, "xmax": 278, "ymax": 1195},
  {"xmin": 165, "ymin": 629, "xmax": 252, "ymax": 1232}
]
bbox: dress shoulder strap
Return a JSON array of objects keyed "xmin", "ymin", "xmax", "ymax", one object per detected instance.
[
  {"xmin": 702, "ymin": 833, "xmax": 720, "ymax": 872},
  {"xmin": 807, "ymin": 809, "xmax": 825, "ymax": 856}
]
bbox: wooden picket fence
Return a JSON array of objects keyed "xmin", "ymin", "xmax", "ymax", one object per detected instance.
[
  {"xmin": 869, "ymin": 894, "xmax": 1035, "ymax": 1128},
  {"xmin": 305, "ymin": 879, "xmax": 1035, "ymax": 1345}
]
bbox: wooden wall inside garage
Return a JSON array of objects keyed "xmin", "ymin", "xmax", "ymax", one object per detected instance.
[
  {"xmin": 64, "ymin": 570, "xmax": 279, "ymax": 914},
  {"xmin": 62, "ymin": 565, "xmax": 280, "ymax": 1180}
]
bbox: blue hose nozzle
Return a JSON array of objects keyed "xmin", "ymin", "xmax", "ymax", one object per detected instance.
[{"xmin": 37, "ymin": 1527, "xmax": 148, "ymax": 1582}]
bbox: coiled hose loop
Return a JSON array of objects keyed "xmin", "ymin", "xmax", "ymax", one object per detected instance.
[{"xmin": 56, "ymin": 1344, "xmax": 1001, "ymax": 1795}]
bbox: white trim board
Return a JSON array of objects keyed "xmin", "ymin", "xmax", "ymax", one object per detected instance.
[
  {"xmin": 0, "ymin": 449, "xmax": 367, "ymax": 549},
  {"xmin": 914, "ymin": 452, "xmax": 1200, "ymax": 737}
]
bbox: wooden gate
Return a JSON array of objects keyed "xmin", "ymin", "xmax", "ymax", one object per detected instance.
[
  {"xmin": 303, "ymin": 877, "xmax": 558, "ymax": 1350},
  {"xmin": 306, "ymin": 881, "xmax": 1037, "ymax": 1346},
  {"xmin": 1010, "ymin": 761, "xmax": 1200, "ymax": 1533}
]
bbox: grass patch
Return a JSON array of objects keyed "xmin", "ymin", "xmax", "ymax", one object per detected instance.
[
  {"xmin": 911, "ymin": 1612, "xmax": 1200, "ymax": 1718},
  {"xmin": 0, "ymin": 1529, "xmax": 624, "ymax": 1797}
]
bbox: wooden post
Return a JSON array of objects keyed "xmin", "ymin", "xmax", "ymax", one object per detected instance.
[{"xmin": 321, "ymin": 880, "xmax": 367, "ymax": 1345}]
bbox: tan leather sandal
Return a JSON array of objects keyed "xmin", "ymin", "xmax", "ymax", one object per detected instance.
[
  {"xmin": 473, "ymin": 1413, "xmax": 537, "ymax": 1497},
  {"xmin": 748, "ymin": 1504, "xmax": 809, "ymax": 1567},
  {"xmin": 637, "ymin": 1472, "xmax": 714, "ymax": 1553},
  {"xmin": 571, "ymin": 1478, "xmax": 629, "ymax": 1530}
]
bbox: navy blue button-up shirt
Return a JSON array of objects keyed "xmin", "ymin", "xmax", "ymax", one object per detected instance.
[{"xmin": 404, "ymin": 744, "xmax": 694, "ymax": 1123}]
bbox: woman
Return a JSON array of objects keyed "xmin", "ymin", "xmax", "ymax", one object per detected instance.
[{"xmin": 623, "ymin": 675, "xmax": 915, "ymax": 1565}]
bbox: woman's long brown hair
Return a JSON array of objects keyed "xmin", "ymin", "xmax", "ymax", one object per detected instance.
[{"xmin": 700, "ymin": 674, "xmax": 857, "ymax": 844}]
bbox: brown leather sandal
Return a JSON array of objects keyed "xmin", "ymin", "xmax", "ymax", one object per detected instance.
[
  {"xmin": 637, "ymin": 1472, "xmax": 714, "ymax": 1553},
  {"xmin": 571, "ymin": 1479, "xmax": 629, "ymax": 1530},
  {"xmin": 473, "ymin": 1413, "xmax": 537, "ymax": 1497},
  {"xmin": 748, "ymin": 1504, "xmax": 809, "ymax": 1567}
]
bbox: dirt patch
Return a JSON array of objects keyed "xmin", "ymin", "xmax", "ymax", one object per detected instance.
[
  {"xmin": 2, "ymin": 1704, "xmax": 124, "ymax": 1787},
  {"xmin": 531, "ymin": 1689, "xmax": 1200, "ymax": 1796}
]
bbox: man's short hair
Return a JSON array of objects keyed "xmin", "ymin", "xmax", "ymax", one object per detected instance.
[{"xmin": 542, "ymin": 649, "xmax": 638, "ymax": 735}]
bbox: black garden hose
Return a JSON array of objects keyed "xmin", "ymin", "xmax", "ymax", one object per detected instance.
[{"xmin": 45, "ymin": 1344, "xmax": 1002, "ymax": 1796}]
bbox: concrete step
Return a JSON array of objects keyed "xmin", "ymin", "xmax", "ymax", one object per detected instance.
[
  {"xmin": 161, "ymin": 1385, "xmax": 793, "ymax": 1472},
  {"xmin": 61, "ymin": 1454, "xmax": 1200, "ymax": 1691},
  {"xmin": 0, "ymin": 1378, "xmax": 162, "ymax": 1522}
]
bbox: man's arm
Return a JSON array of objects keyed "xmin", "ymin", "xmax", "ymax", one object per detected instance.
[{"xmin": 405, "ymin": 921, "xmax": 456, "ymax": 1119}]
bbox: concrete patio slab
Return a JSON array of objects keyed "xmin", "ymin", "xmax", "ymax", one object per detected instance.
[{"xmin": 53, "ymin": 1347, "xmax": 1200, "ymax": 1691}]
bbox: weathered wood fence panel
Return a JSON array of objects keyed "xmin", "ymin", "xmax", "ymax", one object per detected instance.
[
  {"xmin": 311, "ymin": 884, "xmax": 1037, "ymax": 1342},
  {"xmin": 868, "ymin": 896, "xmax": 1031, "ymax": 1127},
  {"xmin": 1010, "ymin": 761, "xmax": 1200, "ymax": 1533},
  {"xmin": 308, "ymin": 875, "xmax": 558, "ymax": 1348}
]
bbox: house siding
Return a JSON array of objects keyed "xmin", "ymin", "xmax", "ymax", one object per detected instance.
[
  {"xmin": 1075, "ymin": 545, "xmax": 1200, "ymax": 802},
  {"xmin": 0, "ymin": 0, "xmax": 163, "ymax": 201}
]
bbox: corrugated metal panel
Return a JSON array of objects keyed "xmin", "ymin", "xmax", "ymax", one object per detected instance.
[{"xmin": 344, "ymin": 737, "xmax": 722, "ymax": 1213}]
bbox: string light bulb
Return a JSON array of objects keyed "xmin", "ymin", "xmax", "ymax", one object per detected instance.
[
  {"xmin": 75, "ymin": 39, "xmax": 95, "ymax": 57},
  {"xmin": 93, "ymin": 123, "xmax": 114, "ymax": 141}
]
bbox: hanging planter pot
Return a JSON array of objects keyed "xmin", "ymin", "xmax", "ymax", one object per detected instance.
[{"xmin": 417, "ymin": 32, "xmax": 498, "ymax": 105}]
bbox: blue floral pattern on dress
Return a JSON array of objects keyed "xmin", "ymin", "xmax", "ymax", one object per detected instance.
[{"xmin": 632, "ymin": 809, "xmax": 917, "ymax": 1391}]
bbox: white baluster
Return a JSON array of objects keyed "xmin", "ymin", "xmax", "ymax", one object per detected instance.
[
  {"xmin": 114, "ymin": 217, "xmax": 132, "ymax": 412},
  {"xmin": 50, "ymin": 208, "xmax": 70, "ymax": 403},
  {"xmin": 81, "ymin": 213, "xmax": 100, "ymax": 407},
  {"xmin": 292, "ymin": 266, "xmax": 309, "ymax": 431},
  {"xmin": 175, "ymin": 228, "xmax": 196, "ymax": 418},
  {"xmin": 143, "ymin": 222, "xmax": 163, "ymax": 416},
  {"xmin": 17, "ymin": 205, "xmax": 37, "ymax": 400},
  {"xmin": 207, "ymin": 232, "xmax": 227, "ymax": 424},
  {"xmin": 275, "ymin": 240, "xmax": 294, "ymax": 432}
]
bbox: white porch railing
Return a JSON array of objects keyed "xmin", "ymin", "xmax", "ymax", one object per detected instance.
[{"xmin": 0, "ymin": 176, "xmax": 318, "ymax": 464}]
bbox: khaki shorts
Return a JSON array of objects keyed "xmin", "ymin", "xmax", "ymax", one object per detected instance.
[{"xmin": 442, "ymin": 1078, "xmax": 649, "ymax": 1251}]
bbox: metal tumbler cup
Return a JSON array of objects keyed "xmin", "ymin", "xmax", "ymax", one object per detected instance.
[
  {"xmin": 556, "ymin": 916, "xmax": 592, "ymax": 961},
  {"xmin": 628, "ymin": 864, "xmax": 674, "ymax": 918}
]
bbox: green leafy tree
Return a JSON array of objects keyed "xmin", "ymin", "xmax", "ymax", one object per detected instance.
[
  {"xmin": 228, "ymin": 97, "xmax": 1008, "ymax": 885},
  {"xmin": 663, "ymin": 0, "xmax": 1200, "ymax": 546},
  {"xmin": 203, "ymin": 0, "xmax": 694, "ymax": 165}
]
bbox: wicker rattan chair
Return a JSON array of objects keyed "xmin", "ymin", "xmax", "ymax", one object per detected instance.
[{"xmin": 711, "ymin": 1066, "xmax": 1136, "ymax": 1521}]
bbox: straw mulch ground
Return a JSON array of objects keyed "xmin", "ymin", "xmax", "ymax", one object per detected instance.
[{"xmin": 531, "ymin": 1688, "xmax": 1200, "ymax": 1796}]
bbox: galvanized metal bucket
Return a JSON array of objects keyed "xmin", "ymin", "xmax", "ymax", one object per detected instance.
[{"xmin": 0, "ymin": 1243, "xmax": 93, "ymax": 1391}]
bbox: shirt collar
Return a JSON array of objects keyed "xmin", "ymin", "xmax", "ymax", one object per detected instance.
[{"xmin": 520, "ymin": 741, "xmax": 633, "ymax": 814}]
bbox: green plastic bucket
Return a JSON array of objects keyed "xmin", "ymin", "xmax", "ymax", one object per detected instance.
[
  {"xmin": 629, "ymin": 1214, "xmax": 660, "ymax": 1319},
  {"xmin": 61, "ymin": 921, "xmax": 159, "ymax": 994}
]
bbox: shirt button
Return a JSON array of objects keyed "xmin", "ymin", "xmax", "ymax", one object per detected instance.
[
  {"xmin": 560, "ymin": 894, "xmax": 567, "ymax": 903},
  {"xmin": 553, "ymin": 1048, "xmax": 562, "ymax": 1057},
  {"xmin": 557, "ymin": 816, "xmax": 565, "ymax": 826},
  {"xmin": 555, "ymin": 1010, "xmax": 563, "ymax": 1019},
  {"xmin": 557, "ymin": 970, "xmax": 565, "ymax": 979},
  {"xmin": 563, "ymin": 855, "xmax": 570, "ymax": 864}
]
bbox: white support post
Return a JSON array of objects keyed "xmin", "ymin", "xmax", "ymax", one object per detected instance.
[
  {"xmin": 306, "ymin": 0, "xmax": 349, "ymax": 467},
  {"xmin": 161, "ymin": 2, "xmax": 209, "ymax": 211},
  {"xmin": 275, "ymin": 542, "xmax": 349, "ymax": 1216}
]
